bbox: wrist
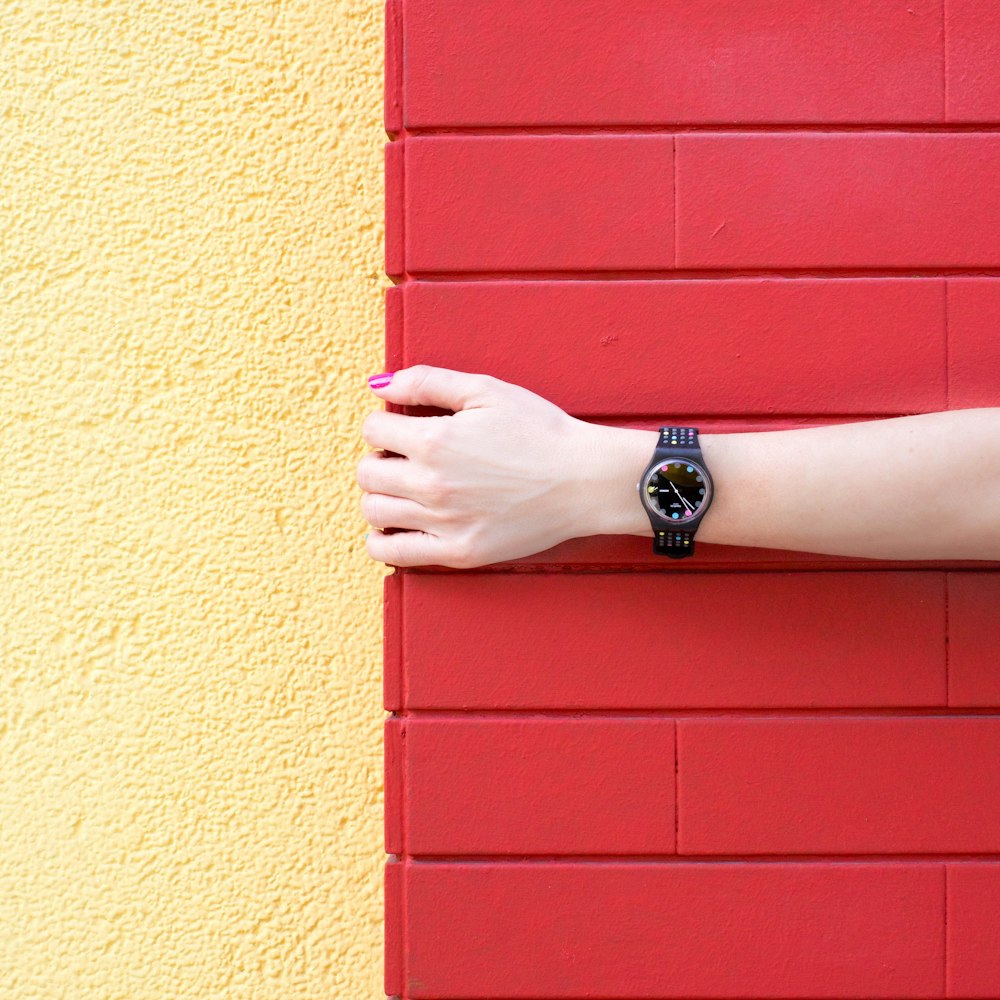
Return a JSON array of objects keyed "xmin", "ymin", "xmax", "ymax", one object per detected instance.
[{"xmin": 569, "ymin": 420, "xmax": 659, "ymax": 538}]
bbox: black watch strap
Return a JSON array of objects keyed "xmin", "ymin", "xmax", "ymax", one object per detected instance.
[
  {"xmin": 654, "ymin": 529, "xmax": 695, "ymax": 558},
  {"xmin": 658, "ymin": 426, "xmax": 700, "ymax": 453},
  {"xmin": 650, "ymin": 426, "xmax": 702, "ymax": 559}
]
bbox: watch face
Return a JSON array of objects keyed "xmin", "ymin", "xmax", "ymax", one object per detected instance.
[{"xmin": 642, "ymin": 459, "xmax": 711, "ymax": 522}]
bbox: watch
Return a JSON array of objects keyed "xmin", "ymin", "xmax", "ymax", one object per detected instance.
[{"xmin": 636, "ymin": 426, "xmax": 714, "ymax": 558}]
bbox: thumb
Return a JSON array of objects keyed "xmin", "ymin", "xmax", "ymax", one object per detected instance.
[{"xmin": 367, "ymin": 365, "xmax": 494, "ymax": 411}]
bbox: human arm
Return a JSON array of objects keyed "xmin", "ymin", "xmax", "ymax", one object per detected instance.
[{"xmin": 357, "ymin": 366, "xmax": 1000, "ymax": 567}]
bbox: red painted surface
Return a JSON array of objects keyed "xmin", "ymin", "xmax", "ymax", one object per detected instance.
[
  {"xmin": 383, "ymin": 140, "xmax": 404, "ymax": 277},
  {"xmin": 676, "ymin": 134, "xmax": 1000, "ymax": 269},
  {"xmin": 402, "ymin": 133, "xmax": 1000, "ymax": 273},
  {"xmin": 387, "ymin": 716, "xmax": 675, "ymax": 855},
  {"xmin": 403, "ymin": 0, "xmax": 944, "ymax": 126},
  {"xmin": 947, "ymin": 864, "xmax": 1000, "ymax": 997},
  {"xmin": 390, "ymin": 861, "xmax": 944, "ymax": 998},
  {"xmin": 945, "ymin": 0, "xmax": 1000, "ymax": 121},
  {"xmin": 678, "ymin": 717, "xmax": 1000, "ymax": 854},
  {"xmin": 403, "ymin": 135, "xmax": 674, "ymax": 272},
  {"xmin": 383, "ymin": 2, "xmax": 1000, "ymax": 997},
  {"xmin": 948, "ymin": 279, "xmax": 1000, "ymax": 409},
  {"xmin": 383, "ymin": 0, "xmax": 402, "ymax": 133},
  {"xmin": 387, "ymin": 571, "xmax": 946, "ymax": 711},
  {"xmin": 948, "ymin": 572, "xmax": 1000, "ymax": 707},
  {"xmin": 397, "ymin": 278, "xmax": 948, "ymax": 417}
]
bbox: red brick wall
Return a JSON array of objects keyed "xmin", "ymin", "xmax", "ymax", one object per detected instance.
[{"xmin": 382, "ymin": 2, "xmax": 1000, "ymax": 996}]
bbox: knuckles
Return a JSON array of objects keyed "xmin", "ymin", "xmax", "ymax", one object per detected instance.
[
  {"xmin": 416, "ymin": 417, "xmax": 448, "ymax": 459},
  {"xmin": 444, "ymin": 528, "xmax": 481, "ymax": 570},
  {"xmin": 357, "ymin": 491, "xmax": 375, "ymax": 526},
  {"xmin": 355, "ymin": 452, "xmax": 377, "ymax": 492},
  {"xmin": 360, "ymin": 411, "xmax": 380, "ymax": 447},
  {"xmin": 360, "ymin": 492, "xmax": 405, "ymax": 533},
  {"xmin": 419, "ymin": 468, "xmax": 455, "ymax": 506}
]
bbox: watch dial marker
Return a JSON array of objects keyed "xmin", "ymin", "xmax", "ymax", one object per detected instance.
[{"xmin": 645, "ymin": 462, "xmax": 709, "ymax": 524}]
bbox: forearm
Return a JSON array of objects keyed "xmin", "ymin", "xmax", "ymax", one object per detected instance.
[{"xmin": 582, "ymin": 409, "xmax": 1000, "ymax": 561}]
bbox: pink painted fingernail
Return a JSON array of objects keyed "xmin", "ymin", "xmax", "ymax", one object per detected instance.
[{"xmin": 368, "ymin": 371, "xmax": 394, "ymax": 389}]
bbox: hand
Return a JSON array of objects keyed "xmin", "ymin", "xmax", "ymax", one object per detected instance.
[
  {"xmin": 667, "ymin": 479, "xmax": 694, "ymax": 512},
  {"xmin": 358, "ymin": 365, "xmax": 620, "ymax": 568}
]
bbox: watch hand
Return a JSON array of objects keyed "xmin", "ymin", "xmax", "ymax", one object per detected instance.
[{"xmin": 666, "ymin": 482, "xmax": 695, "ymax": 512}]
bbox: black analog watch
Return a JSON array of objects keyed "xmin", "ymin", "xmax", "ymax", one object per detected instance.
[{"xmin": 636, "ymin": 426, "xmax": 714, "ymax": 558}]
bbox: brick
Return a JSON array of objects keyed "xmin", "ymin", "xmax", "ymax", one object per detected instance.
[
  {"xmin": 391, "ymin": 717, "xmax": 675, "ymax": 855},
  {"xmin": 383, "ymin": 571, "xmax": 403, "ymax": 711},
  {"xmin": 404, "ymin": 135, "xmax": 674, "ymax": 272},
  {"xmin": 948, "ymin": 863, "xmax": 1000, "ymax": 998},
  {"xmin": 384, "ymin": 716, "xmax": 404, "ymax": 854},
  {"xmin": 385, "ymin": 860, "xmax": 404, "ymax": 997},
  {"xmin": 401, "ymin": 278, "xmax": 947, "ymax": 416},
  {"xmin": 401, "ymin": 572, "xmax": 945, "ymax": 710},
  {"xmin": 404, "ymin": 0, "xmax": 944, "ymax": 126},
  {"xmin": 948, "ymin": 572, "xmax": 1000, "ymax": 706},
  {"xmin": 384, "ymin": 140, "xmax": 404, "ymax": 276},
  {"xmin": 401, "ymin": 862, "xmax": 944, "ymax": 997},
  {"xmin": 383, "ymin": 0, "xmax": 402, "ymax": 133},
  {"xmin": 677, "ymin": 134, "xmax": 1000, "ymax": 268},
  {"xmin": 948, "ymin": 279, "xmax": 1000, "ymax": 409},
  {"xmin": 678, "ymin": 718, "xmax": 1000, "ymax": 854},
  {"xmin": 384, "ymin": 283, "xmax": 404, "ymax": 374},
  {"xmin": 946, "ymin": 0, "xmax": 1000, "ymax": 121}
]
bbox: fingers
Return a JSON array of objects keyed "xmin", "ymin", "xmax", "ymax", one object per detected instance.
[
  {"xmin": 359, "ymin": 492, "xmax": 433, "ymax": 532},
  {"xmin": 361, "ymin": 409, "xmax": 435, "ymax": 458},
  {"xmin": 356, "ymin": 451, "xmax": 424, "ymax": 498},
  {"xmin": 365, "ymin": 527, "xmax": 469, "ymax": 569},
  {"xmin": 362, "ymin": 364, "xmax": 502, "ymax": 569},
  {"xmin": 367, "ymin": 364, "xmax": 496, "ymax": 411}
]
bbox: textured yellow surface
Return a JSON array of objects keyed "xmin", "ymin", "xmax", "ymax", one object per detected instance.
[{"xmin": 0, "ymin": 1, "xmax": 388, "ymax": 995}]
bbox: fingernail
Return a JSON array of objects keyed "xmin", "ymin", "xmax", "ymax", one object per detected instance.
[
  {"xmin": 368, "ymin": 372, "xmax": 394, "ymax": 389},
  {"xmin": 363, "ymin": 532, "xmax": 369, "ymax": 541}
]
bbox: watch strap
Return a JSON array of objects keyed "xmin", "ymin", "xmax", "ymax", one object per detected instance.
[
  {"xmin": 657, "ymin": 426, "xmax": 700, "ymax": 454},
  {"xmin": 649, "ymin": 425, "xmax": 703, "ymax": 559},
  {"xmin": 654, "ymin": 529, "xmax": 695, "ymax": 559}
]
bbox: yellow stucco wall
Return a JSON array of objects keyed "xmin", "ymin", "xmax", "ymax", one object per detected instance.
[{"xmin": 0, "ymin": 2, "xmax": 388, "ymax": 995}]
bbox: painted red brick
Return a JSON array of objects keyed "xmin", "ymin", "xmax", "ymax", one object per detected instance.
[
  {"xmin": 384, "ymin": 860, "xmax": 404, "ymax": 996},
  {"xmin": 947, "ymin": 279, "xmax": 1000, "ymax": 409},
  {"xmin": 382, "ymin": 573, "xmax": 403, "ymax": 711},
  {"xmin": 383, "ymin": 0, "xmax": 402, "ymax": 133},
  {"xmin": 678, "ymin": 718, "xmax": 1000, "ymax": 854},
  {"xmin": 403, "ymin": 0, "xmax": 944, "ymax": 126},
  {"xmin": 945, "ymin": 0, "xmax": 1000, "ymax": 121},
  {"xmin": 392, "ymin": 572, "xmax": 946, "ymax": 710},
  {"xmin": 384, "ymin": 715, "xmax": 404, "ymax": 854},
  {"xmin": 395, "ymin": 861, "xmax": 944, "ymax": 997},
  {"xmin": 403, "ymin": 135, "xmax": 674, "ymax": 272},
  {"xmin": 676, "ymin": 134, "xmax": 1000, "ymax": 268},
  {"xmin": 948, "ymin": 863, "xmax": 1000, "ymax": 998},
  {"xmin": 398, "ymin": 278, "xmax": 947, "ymax": 416},
  {"xmin": 383, "ymin": 284, "xmax": 404, "ymax": 375},
  {"xmin": 948, "ymin": 572, "xmax": 1000, "ymax": 707},
  {"xmin": 387, "ymin": 717, "xmax": 675, "ymax": 855},
  {"xmin": 384, "ymin": 140, "xmax": 404, "ymax": 277}
]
